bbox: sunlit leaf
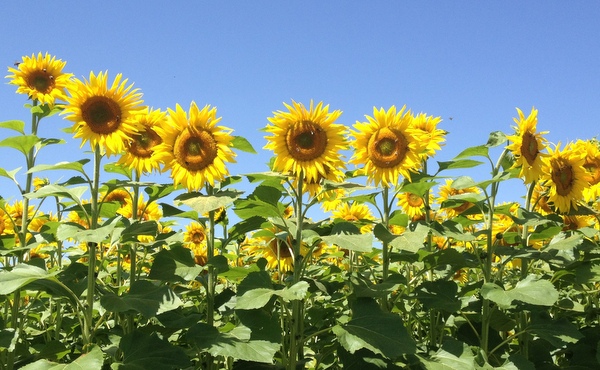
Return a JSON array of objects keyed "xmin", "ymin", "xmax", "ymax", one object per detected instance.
[
  {"xmin": 20, "ymin": 345, "xmax": 104, "ymax": 370},
  {"xmin": 321, "ymin": 233, "xmax": 373, "ymax": 253},
  {"xmin": 231, "ymin": 136, "xmax": 257, "ymax": 153},
  {"xmin": 436, "ymin": 159, "xmax": 483, "ymax": 172},
  {"xmin": 419, "ymin": 339, "xmax": 476, "ymax": 370},
  {"xmin": 486, "ymin": 131, "xmax": 508, "ymax": 147},
  {"xmin": 176, "ymin": 190, "xmax": 243, "ymax": 215},
  {"xmin": 27, "ymin": 159, "xmax": 90, "ymax": 176},
  {"xmin": 481, "ymin": 275, "xmax": 559, "ymax": 309},
  {"xmin": 100, "ymin": 279, "xmax": 182, "ymax": 318},
  {"xmin": 236, "ymin": 281, "xmax": 309, "ymax": 310},
  {"xmin": 0, "ymin": 264, "xmax": 59, "ymax": 295},
  {"xmin": 0, "ymin": 120, "xmax": 26, "ymax": 134},
  {"xmin": 148, "ymin": 244, "xmax": 202, "ymax": 282},
  {"xmin": 453, "ymin": 145, "xmax": 489, "ymax": 160},
  {"xmin": 0, "ymin": 134, "xmax": 40, "ymax": 155},
  {"xmin": 529, "ymin": 311, "xmax": 583, "ymax": 347}
]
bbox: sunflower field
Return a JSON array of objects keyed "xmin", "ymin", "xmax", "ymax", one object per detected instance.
[{"xmin": 1, "ymin": 53, "xmax": 599, "ymax": 370}]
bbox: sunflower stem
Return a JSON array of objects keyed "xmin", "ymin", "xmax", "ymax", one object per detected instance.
[
  {"xmin": 205, "ymin": 184, "xmax": 217, "ymax": 370},
  {"xmin": 380, "ymin": 186, "xmax": 391, "ymax": 311},
  {"xmin": 127, "ymin": 171, "xmax": 141, "ymax": 333}
]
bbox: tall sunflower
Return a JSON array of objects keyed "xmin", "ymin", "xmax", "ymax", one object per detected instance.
[
  {"xmin": 154, "ymin": 102, "xmax": 236, "ymax": 190},
  {"xmin": 264, "ymin": 100, "xmax": 347, "ymax": 183},
  {"xmin": 573, "ymin": 139, "xmax": 600, "ymax": 203},
  {"xmin": 541, "ymin": 142, "xmax": 588, "ymax": 213},
  {"xmin": 62, "ymin": 71, "xmax": 144, "ymax": 156},
  {"xmin": 506, "ymin": 107, "xmax": 548, "ymax": 184},
  {"xmin": 117, "ymin": 108, "xmax": 166, "ymax": 174},
  {"xmin": 412, "ymin": 112, "xmax": 445, "ymax": 159},
  {"xmin": 6, "ymin": 52, "xmax": 72, "ymax": 106},
  {"xmin": 350, "ymin": 105, "xmax": 425, "ymax": 187}
]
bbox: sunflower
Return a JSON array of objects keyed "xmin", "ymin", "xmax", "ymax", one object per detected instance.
[
  {"xmin": 246, "ymin": 225, "xmax": 308, "ymax": 272},
  {"xmin": 62, "ymin": 71, "xmax": 144, "ymax": 156},
  {"xmin": 541, "ymin": 142, "xmax": 588, "ymax": 213},
  {"xmin": 183, "ymin": 222, "xmax": 208, "ymax": 266},
  {"xmin": 506, "ymin": 107, "xmax": 548, "ymax": 184},
  {"xmin": 437, "ymin": 179, "xmax": 481, "ymax": 218},
  {"xmin": 6, "ymin": 52, "xmax": 72, "ymax": 106},
  {"xmin": 102, "ymin": 188, "xmax": 132, "ymax": 208},
  {"xmin": 264, "ymin": 100, "xmax": 347, "ymax": 183},
  {"xmin": 350, "ymin": 105, "xmax": 425, "ymax": 187},
  {"xmin": 117, "ymin": 108, "xmax": 166, "ymax": 174},
  {"xmin": 154, "ymin": 102, "xmax": 236, "ymax": 190},
  {"xmin": 297, "ymin": 161, "xmax": 346, "ymax": 197},
  {"xmin": 117, "ymin": 196, "xmax": 162, "ymax": 222},
  {"xmin": 331, "ymin": 202, "xmax": 374, "ymax": 234},
  {"xmin": 531, "ymin": 182, "xmax": 553, "ymax": 215},
  {"xmin": 412, "ymin": 112, "xmax": 445, "ymax": 159},
  {"xmin": 6, "ymin": 200, "xmax": 35, "ymax": 228},
  {"xmin": 397, "ymin": 192, "xmax": 433, "ymax": 220},
  {"xmin": 573, "ymin": 139, "xmax": 600, "ymax": 203},
  {"xmin": 0, "ymin": 208, "xmax": 15, "ymax": 235}
]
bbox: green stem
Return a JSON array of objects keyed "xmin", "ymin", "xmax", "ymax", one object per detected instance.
[
  {"xmin": 289, "ymin": 173, "xmax": 305, "ymax": 370},
  {"xmin": 205, "ymin": 184, "xmax": 217, "ymax": 370},
  {"xmin": 518, "ymin": 181, "xmax": 536, "ymax": 359},
  {"xmin": 380, "ymin": 186, "xmax": 391, "ymax": 311}
]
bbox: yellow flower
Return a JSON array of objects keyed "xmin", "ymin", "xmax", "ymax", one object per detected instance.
[
  {"xmin": 264, "ymin": 100, "xmax": 347, "ymax": 183},
  {"xmin": 117, "ymin": 196, "xmax": 162, "ymax": 222},
  {"xmin": 117, "ymin": 108, "xmax": 166, "ymax": 174},
  {"xmin": 350, "ymin": 105, "xmax": 425, "ymax": 187},
  {"xmin": 331, "ymin": 202, "xmax": 374, "ymax": 234},
  {"xmin": 437, "ymin": 179, "xmax": 481, "ymax": 218},
  {"xmin": 6, "ymin": 52, "xmax": 72, "ymax": 106},
  {"xmin": 33, "ymin": 177, "xmax": 50, "ymax": 191},
  {"xmin": 397, "ymin": 192, "xmax": 432, "ymax": 220},
  {"xmin": 320, "ymin": 189, "xmax": 346, "ymax": 212},
  {"xmin": 6, "ymin": 200, "xmax": 35, "ymax": 228},
  {"xmin": 531, "ymin": 182, "xmax": 553, "ymax": 215},
  {"xmin": 297, "ymin": 162, "xmax": 346, "ymax": 197},
  {"xmin": 154, "ymin": 102, "xmax": 236, "ymax": 190},
  {"xmin": 183, "ymin": 222, "xmax": 208, "ymax": 266},
  {"xmin": 541, "ymin": 142, "xmax": 588, "ymax": 213},
  {"xmin": 246, "ymin": 226, "xmax": 308, "ymax": 272},
  {"xmin": 0, "ymin": 208, "xmax": 14, "ymax": 235},
  {"xmin": 63, "ymin": 71, "xmax": 144, "ymax": 156},
  {"xmin": 102, "ymin": 188, "xmax": 132, "ymax": 208},
  {"xmin": 573, "ymin": 139, "xmax": 600, "ymax": 202},
  {"xmin": 506, "ymin": 107, "xmax": 548, "ymax": 184},
  {"xmin": 411, "ymin": 112, "xmax": 445, "ymax": 159}
]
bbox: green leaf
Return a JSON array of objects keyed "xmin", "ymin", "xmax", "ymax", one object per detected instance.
[
  {"xmin": 20, "ymin": 345, "xmax": 104, "ymax": 370},
  {"xmin": 104, "ymin": 162, "xmax": 133, "ymax": 179},
  {"xmin": 453, "ymin": 145, "xmax": 489, "ymax": 160},
  {"xmin": 415, "ymin": 280, "xmax": 461, "ymax": 313},
  {"xmin": 0, "ymin": 135, "xmax": 40, "ymax": 156},
  {"xmin": 0, "ymin": 167, "xmax": 21, "ymax": 185},
  {"xmin": 25, "ymin": 184, "xmax": 88, "ymax": 203},
  {"xmin": 486, "ymin": 131, "xmax": 508, "ymax": 147},
  {"xmin": 236, "ymin": 281, "xmax": 309, "ymax": 309},
  {"xmin": 529, "ymin": 311, "xmax": 583, "ymax": 347},
  {"xmin": 437, "ymin": 159, "xmax": 483, "ymax": 172},
  {"xmin": 321, "ymin": 233, "xmax": 373, "ymax": 253},
  {"xmin": 420, "ymin": 339, "xmax": 476, "ymax": 370},
  {"xmin": 335, "ymin": 298, "xmax": 416, "ymax": 358},
  {"xmin": 115, "ymin": 331, "xmax": 191, "ymax": 370},
  {"xmin": 399, "ymin": 180, "xmax": 438, "ymax": 197},
  {"xmin": 480, "ymin": 275, "xmax": 559, "ymax": 309},
  {"xmin": 56, "ymin": 216, "xmax": 120, "ymax": 244},
  {"xmin": 374, "ymin": 223, "xmax": 429, "ymax": 253},
  {"xmin": 159, "ymin": 203, "xmax": 198, "ymax": 220},
  {"xmin": 148, "ymin": 245, "xmax": 202, "ymax": 282},
  {"xmin": 120, "ymin": 221, "xmax": 158, "ymax": 243},
  {"xmin": 231, "ymin": 136, "xmax": 257, "ymax": 153},
  {"xmin": 176, "ymin": 190, "xmax": 243, "ymax": 215},
  {"xmin": 0, "ymin": 120, "xmax": 25, "ymax": 134},
  {"xmin": 0, "ymin": 264, "xmax": 59, "ymax": 295},
  {"xmin": 100, "ymin": 279, "xmax": 182, "ymax": 318},
  {"xmin": 27, "ymin": 159, "xmax": 90, "ymax": 176}
]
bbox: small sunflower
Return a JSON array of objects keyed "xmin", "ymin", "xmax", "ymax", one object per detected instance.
[
  {"xmin": 154, "ymin": 102, "xmax": 236, "ymax": 190},
  {"xmin": 541, "ymin": 142, "xmax": 588, "ymax": 214},
  {"xmin": 437, "ymin": 179, "xmax": 481, "ymax": 218},
  {"xmin": 573, "ymin": 139, "xmax": 600, "ymax": 202},
  {"xmin": 246, "ymin": 226, "xmax": 308, "ymax": 272},
  {"xmin": 331, "ymin": 202, "xmax": 374, "ymax": 234},
  {"xmin": 102, "ymin": 188, "xmax": 132, "ymax": 208},
  {"xmin": 264, "ymin": 100, "xmax": 347, "ymax": 182},
  {"xmin": 0, "ymin": 208, "xmax": 15, "ymax": 235},
  {"xmin": 183, "ymin": 222, "xmax": 208, "ymax": 266},
  {"xmin": 412, "ymin": 112, "xmax": 445, "ymax": 159},
  {"xmin": 62, "ymin": 71, "xmax": 144, "ymax": 156},
  {"xmin": 117, "ymin": 196, "xmax": 162, "ymax": 222},
  {"xmin": 33, "ymin": 177, "xmax": 50, "ymax": 191},
  {"xmin": 117, "ymin": 108, "xmax": 166, "ymax": 174},
  {"xmin": 397, "ymin": 192, "xmax": 432, "ymax": 220},
  {"xmin": 531, "ymin": 182, "xmax": 553, "ymax": 215},
  {"xmin": 6, "ymin": 200, "xmax": 35, "ymax": 228},
  {"xmin": 6, "ymin": 52, "xmax": 72, "ymax": 105},
  {"xmin": 350, "ymin": 105, "xmax": 425, "ymax": 187},
  {"xmin": 506, "ymin": 107, "xmax": 548, "ymax": 184}
]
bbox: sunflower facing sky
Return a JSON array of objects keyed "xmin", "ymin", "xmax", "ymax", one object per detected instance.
[
  {"xmin": 62, "ymin": 71, "xmax": 145, "ymax": 156},
  {"xmin": 506, "ymin": 107, "xmax": 548, "ymax": 184},
  {"xmin": 541, "ymin": 142, "xmax": 588, "ymax": 213},
  {"xmin": 154, "ymin": 102, "xmax": 236, "ymax": 191},
  {"xmin": 117, "ymin": 108, "xmax": 166, "ymax": 175},
  {"xmin": 350, "ymin": 105, "xmax": 425, "ymax": 187},
  {"xmin": 264, "ymin": 100, "xmax": 347, "ymax": 183},
  {"xmin": 6, "ymin": 52, "xmax": 72, "ymax": 106}
]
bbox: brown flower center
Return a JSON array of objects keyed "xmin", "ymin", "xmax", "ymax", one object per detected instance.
[
  {"xmin": 368, "ymin": 127, "xmax": 408, "ymax": 168},
  {"xmin": 191, "ymin": 230, "xmax": 206, "ymax": 244},
  {"xmin": 129, "ymin": 128, "xmax": 162, "ymax": 158},
  {"xmin": 270, "ymin": 239, "xmax": 293, "ymax": 258},
  {"xmin": 27, "ymin": 70, "xmax": 55, "ymax": 94},
  {"xmin": 520, "ymin": 132, "xmax": 539, "ymax": 165},
  {"xmin": 173, "ymin": 129, "xmax": 218, "ymax": 171},
  {"xmin": 285, "ymin": 120, "xmax": 328, "ymax": 161},
  {"xmin": 407, "ymin": 193, "xmax": 424, "ymax": 208},
  {"xmin": 551, "ymin": 158, "xmax": 574, "ymax": 196},
  {"xmin": 583, "ymin": 158, "xmax": 600, "ymax": 185},
  {"xmin": 81, "ymin": 96, "xmax": 122, "ymax": 134}
]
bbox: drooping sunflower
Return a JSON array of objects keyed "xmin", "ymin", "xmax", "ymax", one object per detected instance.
[
  {"xmin": 183, "ymin": 222, "xmax": 208, "ymax": 266},
  {"xmin": 573, "ymin": 139, "xmax": 600, "ymax": 203},
  {"xmin": 6, "ymin": 52, "xmax": 72, "ymax": 106},
  {"xmin": 541, "ymin": 142, "xmax": 588, "ymax": 213},
  {"xmin": 506, "ymin": 107, "xmax": 548, "ymax": 184},
  {"xmin": 411, "ymin": 112, "xmax": 445, "ymax": 159},
  {"xmin": 350, "ymin": 105, "xmax": 425, "ymax": 187},
  {"xmin": 264, "ymin": 100, "xmax": 347, "ymax": 183},
  {"xmin": 62, "ymin": 71, "xmax": 144, "ymax": 156},
  {"xmin": 154, "ymin": 102, "xmax": 236, "ymax": 190},
  {"xmin": 117, "ymin": 108, "xmax": 166, "ymax": 174}
]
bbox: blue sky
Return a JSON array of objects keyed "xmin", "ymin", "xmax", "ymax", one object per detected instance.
[{"xmin": 1, "ymin": 2, "xmax": 600, "ymax": 215}]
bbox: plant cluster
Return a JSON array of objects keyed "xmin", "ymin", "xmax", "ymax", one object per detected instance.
[{"xmin": 1, "ymin": 52, "xmax": 599, "ymax": 369}]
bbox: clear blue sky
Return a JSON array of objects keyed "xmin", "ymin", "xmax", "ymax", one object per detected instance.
[{"xmin": 2, "ymin": 1, "xmax": 600, "ymax": 210}]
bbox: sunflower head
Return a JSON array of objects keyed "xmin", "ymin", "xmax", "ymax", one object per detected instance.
[
  {"xmin": 6, "ymin": 52, "xmax": 72, "ymax": 106},
  {"xmin": 506, "ymin": 107, "xmax": 549, "ymax": 184},
  {"xmin": 437, "ymin": 179, "xmax": 481, "ymax": 218},
  {"xmin": 264, "ymin": 100, "xmax": 347, "ymax": 183},
  {"xmin": 62, "ymin": 71, "xmax": 144, "ymax": 156},
  {"xmin": 573, "ymin": 139, "xmax": 600, "ymax": 202},
  {"xmin": 412, "ymin": 112, "xmax": 445, "ymax": 159},
  {"xmin": 117, "ymin": 108, "xmax": 166, "ymax": 174},
  {"xmin": 331, "ymin": 202, "xmax": 374, "ymax": 234},
  {"xmin": 541, "ymin": 142, "xmax": 588, "ymax": 214},
  {"xmin": 397, "ymin": 192, "xmax": 433, "ymax": 220},
  {"xmin": 154, "ymin": 102, "xmax": 236, "ymax": 190},
  {"xmin": 184, "ymin": 222, "xmax": 208, "ymax": 265},
  {"xmin": 350, "ymin": 105, "xmax": 425, "ymax": 187}
]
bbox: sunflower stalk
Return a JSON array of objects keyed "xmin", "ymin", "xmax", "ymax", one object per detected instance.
[
  {"xmin": 205, "ymin": 184, "xmax": 217, "ymax": 370},
  {"xmin": 380, "ymin": 186, "xmax": 392, "ymax": 311},
  {"xmin": 126, "ymin": 171, "xmax": 141, "ymax": 333}
]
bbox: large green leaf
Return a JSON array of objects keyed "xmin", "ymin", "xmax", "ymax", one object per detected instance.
[
  {"xmin": 236, "ymin": 281, "xmax": 309, "ymax": 310},
  {"xmin": 480, "ymin": 275, "xmax": 559, "ymax": 309},
  {"xmin": 27, "ymin": 159, "xmax": 91, "ymax": 176},
  {"xmin": 20, "ymin": 345, "xmax": 104, "ymax": 370},
  {"xmin": 0, "ymin": 134, "xmax": 40, "ymax": 155},
  {"xmin": 334, "ymin": 298, "xmax": 416, "ymax": 359},
  {"xmin": 56, "ymin": 216, "xmax": 121, "ymax": 244},
  {"xmin": 436, "ymin": 159, "xmax": 483, "ymax": 172},
  {"xmin": 231, "ymin": 136, "xmax": 258, "ymax": 153},
  {"xmin": 374, "ymin": 222, "xmax": 430, "ymax": 253},
  {"xmin": 0, "ymin": 264, "xmax": 59, "ymax": 295},
  {"xmin": 529, "ymin": 311, "xmax": 583, "ymax": 348},
  {"xmin": 176, "ymin": 190, "xmax": 243, "ymax": 215},
  {"xmin": 453, "ymin": 145, "xmax": 489, "ymax": 160},
  {"xmin": 100, "ymin": 279, "xmax": 182, "ymax": 318},
  {"xmin": 148, "ymin": 244, "xmax": 202, "ymax": 282},
  {"xmin": 25, "ymin": 184, "xmax": 88, "ymax": 203},
  {"xmin": 415, "ymin": 280, "xmax": 461, "ymax": 313},
  {"xmin": 419, "ymin": 339, "xmax": 476, "ymax": 370},
  {"xmin": 114, "ymin": 331, "xmax": 191, "ymax": 370},
  {"xmin": 321, "ymin": 233, "xmax": 373, "ymax": 253},
  {"xmin": 0, "ymin": 120, "xmax": 26, "ymax": 134}
]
